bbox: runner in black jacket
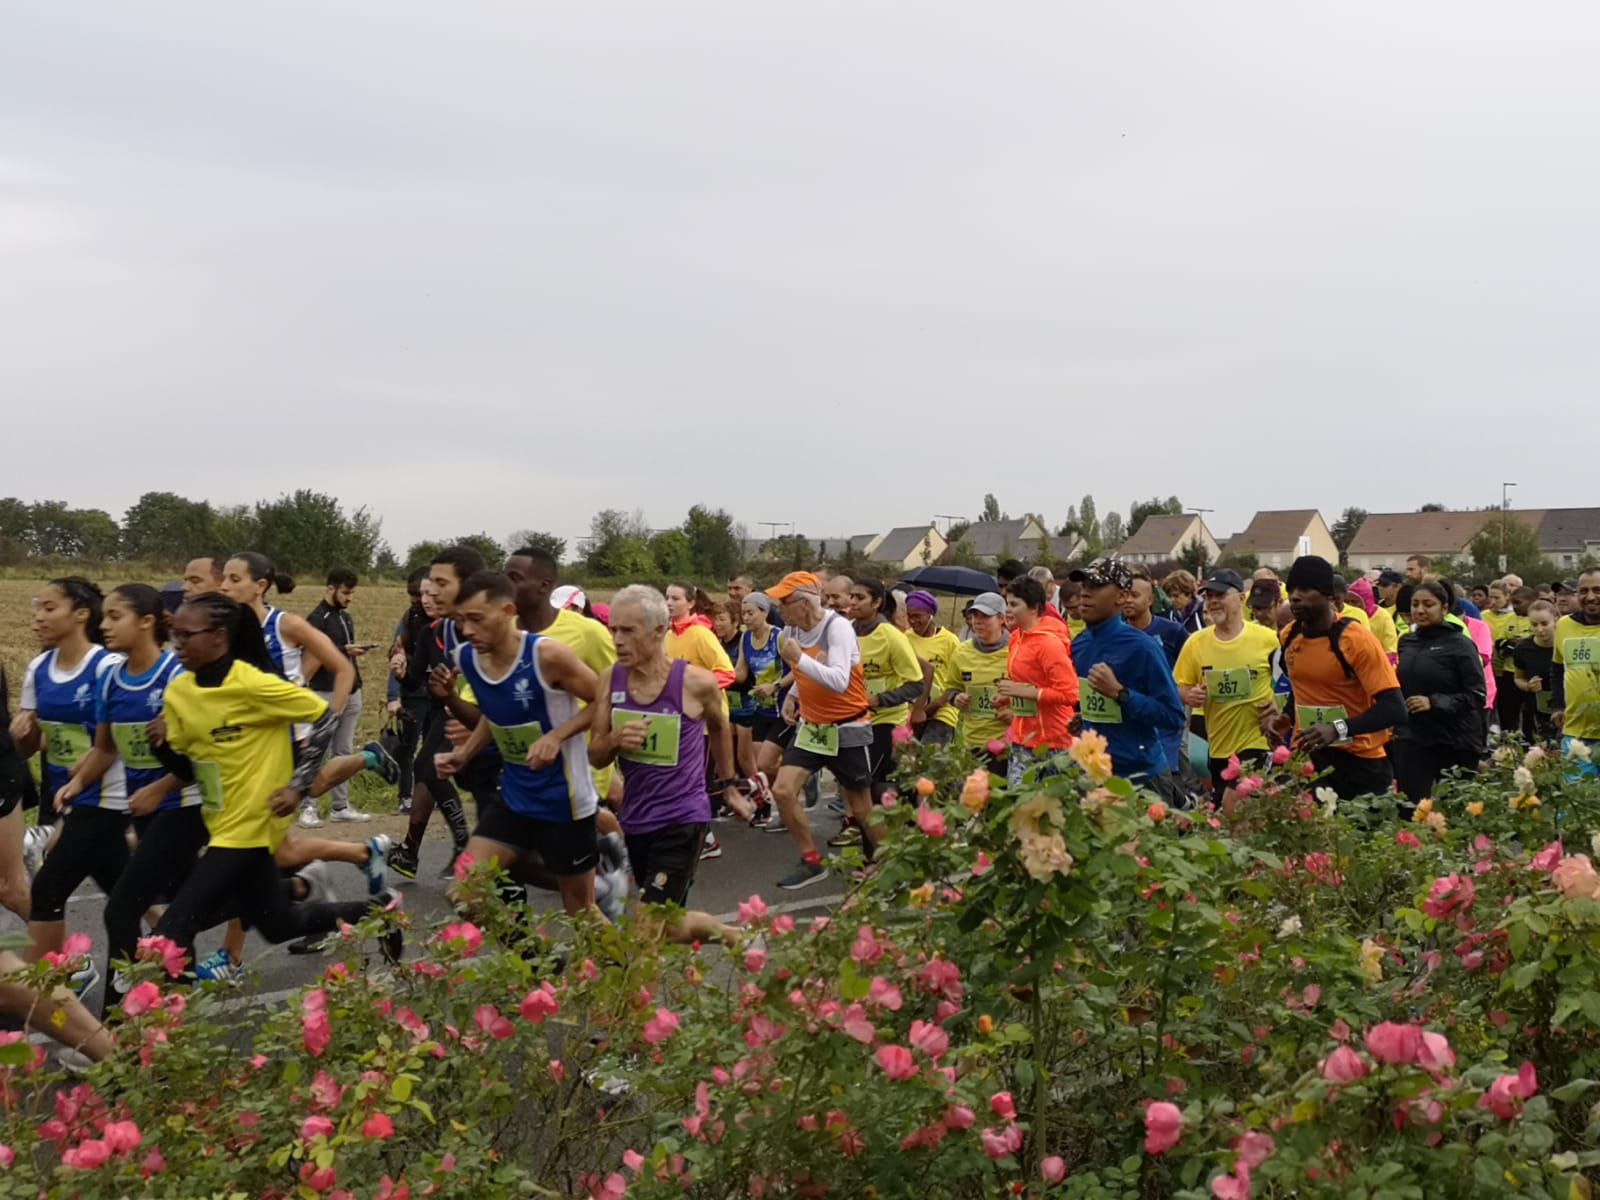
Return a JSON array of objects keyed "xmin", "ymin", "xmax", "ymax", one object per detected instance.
[{"xmin": 1393, "ymin": 580, "xmax": 1486, "ymax": 807}]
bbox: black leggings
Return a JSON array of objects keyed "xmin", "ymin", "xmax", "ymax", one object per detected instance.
[
  {"xmin": 868, "ymin": 723, "xmax": 898, "ymax": 804},
  {"xmin": 395, "ymin": 695, "xmax": 428, "ymax": 797},
  {"xmin": 31, "ymin": 806, "xmax": 133, "ymax": 923},
  {"xmin": 1392, "ymin": 741, "xmax": 1480, "ymax": 807},
  {"xmin": 154, "ymin": 845, "xmax": 374, "ymax": 962},
  {"xmin": 104, "ymin": 805, "xmax": 210, "ymax": 981}
]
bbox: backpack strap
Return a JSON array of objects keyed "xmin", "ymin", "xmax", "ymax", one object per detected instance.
[{"xmin": 1283, "ymin": 617, "xmax": 1359, "ymax": 680}]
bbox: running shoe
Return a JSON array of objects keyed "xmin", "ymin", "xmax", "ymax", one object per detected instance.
[
  {"xmin": 777, "ymin": 859, "xmax": 828, "ymax": 890},
  {"xmin": 22, "ymin": 824, "xmax": 49, "ymax": 878},
  {"xmin": 68, "ymin": 960, "xmax": 99, "ymax": 999},
  {"xmin": 194, "ymin": 948, "xmax": 243, "ymax": 986},
  {"xmin": 594, "ymin": 832, "xmax": 631, "ymax": 923},
  {"xmin": 699, "ymin": 831, "xmax": 723, "ymax": 861},
  {"xmin": 330, "ymin": 805, "xmax": 372, "ymax": 823},
  {"xmin": 804, "ymin": 773, "xmax": 822, "ymax": 811},
  {"xmin": 387, "ymin": 842, "xmax": 419, "ymax": 881},
  {"xmin": 298, "ymin": 805, "xmax": 324, "ymax": 829},
  {"xmin": 398, "ymin": 794, "xmax": 413, "ymax": 815},
  {"xmin": 362, "ymin": 834, "xmax": 391, "ymax": 897},
  {"xmin": 828, "ymin": 824, "xmax": 862, "ymax": 848},
  {"xmin": 825, "ymin": 796, "xmax": 846, "ymax": 816},
  {"xmin": 361, "ymin": 740, "xmax": 402, "ymax": 786},
  {"xmin": 759, "ymin": 810, "xmax": 790, "ymax": 833}
]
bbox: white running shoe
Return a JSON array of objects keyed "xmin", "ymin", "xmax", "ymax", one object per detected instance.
[
  {"xmin": 22, "ymin": 825, "xmax": 49, "ymax": 878},
  {"xmin": 298, "ymin": 805, "xmax": 324, "ymax": 829},
  {"xmin": 329, "ymin": 806, "xmax": 372, "ymax": 823}
]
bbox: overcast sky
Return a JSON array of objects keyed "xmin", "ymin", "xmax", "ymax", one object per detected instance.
[{"xmin": 4, "ymin": 3, "xmax": 1599, "ymax": 556}]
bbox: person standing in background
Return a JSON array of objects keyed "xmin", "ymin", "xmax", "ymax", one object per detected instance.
[
  {"xmin": 386, "ymin": 568, "xmax": 431, "ymax": 814},
  {"xmin": 301, "ymin": 568, "xmax": 371, "ymax": 825}
]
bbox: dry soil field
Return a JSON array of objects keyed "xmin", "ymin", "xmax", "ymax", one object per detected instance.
[{"xmin": 0, "ymin": 576, "xmax": 417, "ymax": 812}]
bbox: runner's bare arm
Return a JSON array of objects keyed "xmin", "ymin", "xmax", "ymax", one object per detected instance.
[
  {"xmin": 586, "ymin": 666, "xmax": 625, "ymax": 768},
  {"xmin": 694, "ymin": 669, "xmax": 752, "ymax": 819},
  {"xmin": 282, "ymin": 613, "xmax": 356, "ymax": 710}
]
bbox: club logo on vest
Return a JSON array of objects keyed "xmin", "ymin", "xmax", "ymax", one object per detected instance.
[{"xmin": 513, "ymin": 678, "xmax": 532, "ymax": 709}]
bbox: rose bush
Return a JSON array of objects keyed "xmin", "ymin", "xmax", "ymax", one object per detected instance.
[{"xmin": 2, "ymin": 735, "xmax": 1600, "ymax": 1196}]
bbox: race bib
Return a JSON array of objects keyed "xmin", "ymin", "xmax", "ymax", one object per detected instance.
[
  {"xmin": 726, "ymin": 690, "xmax": 747, "ymax": 710},
  {"xmin": 1566, "ymin": 636, "xmax": 1600, "ymax": 667},
  {"xmin": 1082, "ymin": 689, "xmax": 1123, "ymax": 724},
  {"xmin": 489, "ymin": 720, "xmax": 546, "ymax": 763},
  {"xmin": 40, "ymin": 721, "xmax": 91, "ymax": 768},
  {"xmin": 1007, "ymin": 693, "xmax": 1039, "ymax": 718},
  {"xmin": 969, "ymin": 685, "xmax": 998, "ymax": 716},
  {"xmin": 112, "ymin": 721, "xmax": 162, "ymax": 769},
  {"xmin": 1205, "ymin": 667, "xmax": 1254, "ymax": 705},
  {"xmin": 866, "ymin": 676, "xmax": 888, "ymax": 696},
  {"xmin": 194, "ymin": 760, "xmax": 225, "ymax": 814},
  {"xmin": 612, "ymin": 709, "xmax": 681, "ymax": 767},
  {"xmin": 797, "ymin": 721, "xmax": 839, "ymax": 757},
  {"xmin": 1296, "ymin": 704, "xmax": 1349, "ymax": 727}
]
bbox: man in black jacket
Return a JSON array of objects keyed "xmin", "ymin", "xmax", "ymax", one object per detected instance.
[{"xmin": 303, "ymin": 567, "xmax": 371, "ymax": 824}]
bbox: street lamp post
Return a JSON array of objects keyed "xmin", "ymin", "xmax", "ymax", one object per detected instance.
[
  {"xmin": 1501, "ymin": 483, "xmax": 1517, "ymax": 574},
  {"xmin": 1188, "ymin": 508, "xmax": 1215, "ymax": 578}
]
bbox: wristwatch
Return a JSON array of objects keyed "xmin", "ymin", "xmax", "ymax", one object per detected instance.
[{"xmin": 1332, "ymin": 718, "xmax": 1350, "ymax": 744}]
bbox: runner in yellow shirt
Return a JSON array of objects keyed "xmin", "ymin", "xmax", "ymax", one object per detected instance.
[
  {"xmin": 939, "ymin": 593, "xmax": 1012, "ymax": 772},
  {"xmin": 1172, "ymin": 570, "xmax": 1280, "ymax": 803},
  {"xmin": 903, "ymin": 590, "xmax": 961, "ymax": 746}
]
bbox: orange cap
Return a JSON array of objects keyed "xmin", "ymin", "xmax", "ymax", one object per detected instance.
[{"xmin": 766, "ymin": 571, "xmax": 821, "ymax": 600}]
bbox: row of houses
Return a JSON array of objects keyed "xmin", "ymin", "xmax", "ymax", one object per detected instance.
[{"xmin": 788, "ymin": 507, "xmax": 1600, "ymax": 574}]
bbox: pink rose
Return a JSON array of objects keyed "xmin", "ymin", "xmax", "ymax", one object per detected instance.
[
  {"xmin": 300, "ymin": 1115, "xmax": 335, "ymax": 1142},
  {"xmin": 1143, "ymin": 1101, "xmax": 1183, "ymax": 1154},
  {"xmin": 62, "ymin": 1138, "xmax": 111, "ymax": 1169},
  {"xmin": 1041, "ymin": 1155, "xmax": 1067, "ymax": 1184},
  {"xmin": 1321, "ymin": 1045, "xmax": 1369, "ymax": 1084},
  {"xmin": 868, "ymin": 977, "xmax": 903, "ymax": 1011},
  {"xmin": 362, "ymin": 1112, "xmax": 395, "ymax": 1140},
  {"xmin": 738, "ymin": 895, "xmax": 769, "ymax": 923},
  {"xmin": 1530, "ymin": 840, "xmax": 1563, "ymax": 873},
  {"xmin": 1480, "ymin": 1062, "xmax": 1538, "ymax": 1119},
  {"xmin": 916, "ymin": 805, "xmax": 946, "ymax": 838},
  {"xmin": 103, "ymin": 1120, "xmax": 141, "ymax": 1154},
  {"xmin": 875, "ymin": 1044, "xmax": 917, "ymax": 1080},
  {"xmin": 1554, "ymin": 855, "xmax": 1600, "ymax": 901},
  {"xmin": 1220, "ymin": 755, "xmax": 1241, "ymax": 782},
  {"xmin": 435, "ymin": 921, "xmax": 483, "ymax": 956},
  {"xmin": 944, "ymin": 1104, "xmax": 975, "ymax": 1129},
  {"xmin": 1396, "ymin": 831, "xmax": 1421, "ymax": 849},
  {"xmin": 891, "ymin": 724, "xmax": 915, "ymax": 744},
  {"xmin": 1211, "ymin": 1166, "xmax": 1251, "ymax": 1200},
  {"xmin": 642, "ymin": 1007, "xmax": 680, "ymax": 1045},
  {"xmin": 909, "ymin": 1020, "xmax": 949, "ymax": 1060},
  {"xmin": 1364, "ymin": 1021, "xmax": 1424, "ymax": 1065},
  {"xmin": 1271, "ymin": 744, "xmax": 1291, "ymax": 766},
  {"xmin": 122, "ymin": 981, "xmax": 162, "ymax": 1017},
  {"xmin": 473, "ymin": 1005, "xmax": 514, "ymax": 1040},
  {"xmin": 520, "ymin": 984, "xmax": 560, "ymax": 1024},
  {"xmin": 137, "ymin": 935, "xmax": 188, "ymax": 978},
  {"xmin": 1231, "ymin": 1130, "xmax": 1274, "ymax": 1169},
  {"xmin": 981, "ymin": 1124, "xmax": 1023, "ymax": 1159},
  {"xmin": 1421, "ymin": 874, "xmax": 1475, "ymax": 921},
  {"xmin": 1417, "ymin": 1030, "xmax": 1456, "ymax": 1075},
  {"xmin": 991, "ymin": 1091, "xmax": 1017, "ymax": 1120}
]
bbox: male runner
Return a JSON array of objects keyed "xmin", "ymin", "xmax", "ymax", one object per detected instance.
[
  {"xmin": 1273, "ymin": 555, "xmax": 1404, "ymax": 800},
  {"xmin": 1550, "ymin": 569, "xmax": 1600, "ymax": 775},
  {"xmin": 588, "ymin": 585, "xmax": 750, "ymax": 944},
  {"xmin": 301, "ymin": 567, "xmax": 372, "ymax": 825},
  {"xmin": 765, "ymin": 572, "xmax": 874, "ymax": 890},
  {"xmin": 436, "ymin": 572, "xmax": 602, "ymax": 918}
]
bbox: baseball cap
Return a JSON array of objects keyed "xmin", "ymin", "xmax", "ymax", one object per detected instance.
[
  {"xmin": 1198, "ymin": 568, "xmax": 1244, "ymax": 595},
  {"xmin": 766, "ymin": 571, "xmax": 822, "ymax": 601},
  {"xmin": 1377, "ymin": 568, "xmax": 1404, "ymax": 587},
  {"xmin": 1247, "ymin": 579, "xmax": 1282, "ymax": 608},
  {"xmin": 1285, "ymin": 555, "xmax": 1337, "ymax": 597},
  {"xmin": 964, "ymin": 592, "xmax": 1007, "ymax": 617},
  {"xmin": 1067, "ymin": 557, "xmax": 1134, "ymax": 590},
  {"xmin": 550, "ymin": 585, "xmax": 588, "ymax": 611}
]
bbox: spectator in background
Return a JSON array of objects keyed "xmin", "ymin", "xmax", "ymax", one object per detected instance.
[
  {"xmin": 1376, "ymin": 568, "xmax": 1404, "ymax": 614},
  {"xmin": 996, "ymin": 560, "xmax": 1028, "ymax": 590},
  {"xmin": 1162, "ymin": 569, "xmax": 1204, "ymax": 635},
  {"xmin": 1557, "ymin": 581, "xmax": 1580, "ymax": 617},
  {"xmin": 727, "ymin": 574, "xmax": 753, "ymax": 606},
  {"xmin": 1405, "ymin": 554, "xmax": 1432, "ymax": 584},
  {"xmin": 386, "ymin": 567, "xmax": 431, "ymax": 814},
  {"xmin": 303, "ymin": 567, "xmax": 371, "ymax": 824}
]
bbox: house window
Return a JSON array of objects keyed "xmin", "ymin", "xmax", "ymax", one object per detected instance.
[{"xmin": 1564, "ymin": 554, "xmax": 1577, "ymax": 568}]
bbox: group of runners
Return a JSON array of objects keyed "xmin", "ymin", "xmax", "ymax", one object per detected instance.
[{"xmin": 1, "ymin": 538, "xmax": 1596, "ymax": 1063}]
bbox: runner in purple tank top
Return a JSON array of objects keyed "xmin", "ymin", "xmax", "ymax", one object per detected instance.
[{"xmin": 589, "ymin": 586, "xmax": 751, "ymax": 947}]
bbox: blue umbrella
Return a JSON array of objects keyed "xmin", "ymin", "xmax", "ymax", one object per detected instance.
[{"xmin": 896, "ymin": 565, "xmax": 998, "ymax": 596}]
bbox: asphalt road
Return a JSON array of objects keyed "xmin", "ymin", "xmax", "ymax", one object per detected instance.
[{"xmin": 13, "ymin": 798, "xmax": 854, "ymax": 1017}]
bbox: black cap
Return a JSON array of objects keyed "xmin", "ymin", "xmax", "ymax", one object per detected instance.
[
  {"xmin": 1067, "ymin": 557, "xmax": 1134, "ymax": 590},
  {"xmin": 1377, "ymin": 568, "xmax": 1403, "ymax": 587},
  {"xmin": 1331, "ymin": 574, "xmax": 1349, "ymax": 593},
  {"xmin": 1247, "ymin": 579, "xmax": 1281, "ymax": 608},
  {"xmin": 1285, "ymin": 555, "xmax": 1337, "ymax": 597},
  {"xmin": 1198, "ymin": 568, "xmax": 1245, "ymax": 595},
  {"xmin": 159, "ymin": 580, "xmax": 186, "ymax": 615}
]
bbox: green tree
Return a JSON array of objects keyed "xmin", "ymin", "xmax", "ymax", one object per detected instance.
[
  {"xmin": 1466, "ymin": 514, "xmax": 1548, "ymax": 585},
  {"xmin": 68, "ymin": 508, "xmax": 121, "ymax": 559},
  {"xmin": 123, "ymin": 491, "xmax": 216, "ymax": 563},
  {"xmin": 1178, "ymin": 537, "xmax": 1209, "ymax": 576},
  {"xmin": 373, "ymin": 545, "xmax": 400, "ymax": 575},
  {"xmin": 1128, "ymin": 496, "xmax": 1184, "ymax": 535},
  {"xmin": 947, "ymin": 537, "xmax": 985, "ymax": 569},
  {"xmin": 1100, "ymin": 511, "xmax": 1125, "ymax": 550},
  {"xmin": 26, "ymin": 502, "xmax": 118, "ymax": 557},
  {"xmin": 1061, "ymin": 496, "xmax": 1103, "ymax": 559},
  {"xmin": 1330, "ymin": 506, "xmax": 1369, "ymax": 568},
  {"xmin": 682, "ymin": 506, "xmax": 743, "ymax": 578},
  {"xmin": 649, "ymin": 529, "xmax": 694, "ymax": 577},
  {"xmin": 506, "ymin": 530, "xmax": 567, "ymax": 562},
  {"xmin": 1217, "ymin": 550, "xmax": 1259, "ymax": 573},
  {"xmin": 764, "ymin": 534, "xmax": 813, "ymax": 570},
  {"xmin": 585, "ymin": 509, "xmax": 654, "ymax": 577},
  {"xmin": 404, "ymin": 542, "xmax": 444, "ymax": 572},
  {"xmin": 253, "ymin": 490, "xmax": 381, "ymax": 574},
  {"xmin": 211, "ymin": 504, "xmax": 259, "ymax": 554},
  {"xmin": 981, "ymin": 494, "xmax": 1004, "ymax": 523},
  {"xmin": 1419, "ymin": 502, "xmax": 1447, "ymax": 513}
]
